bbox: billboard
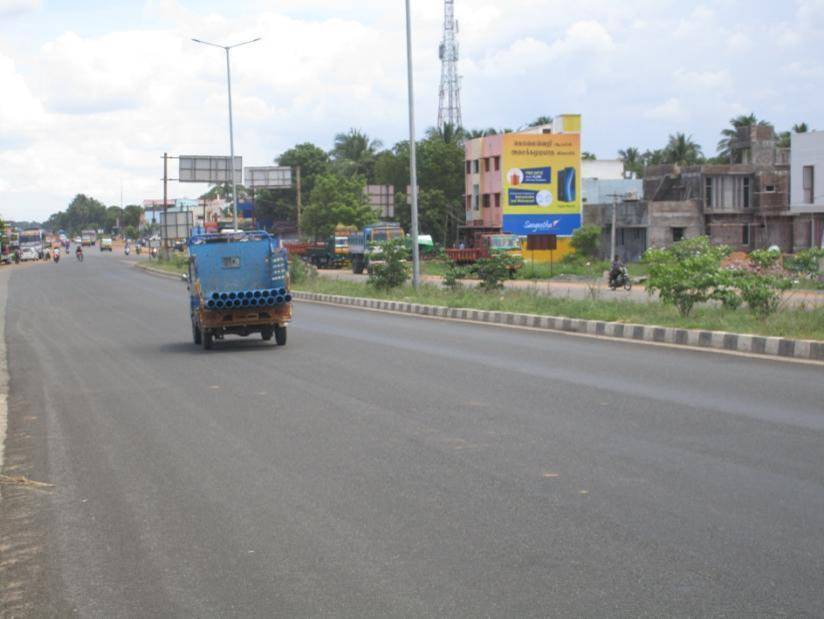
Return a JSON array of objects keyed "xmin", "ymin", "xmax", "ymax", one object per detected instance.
[
  {"xmin": 244, "ymin": 166, "xmax": 292, "ymax": 189},
  {"xmin": 160, "ymin": 210, "xmax": 194, "ymax": 241},
  {"xmin": 179, "ymin": 156, "xmax": 242, "ymax": 183},
  {"xmin": 501, "ymin": 132, "xmax": 581, "ymax": 236}
]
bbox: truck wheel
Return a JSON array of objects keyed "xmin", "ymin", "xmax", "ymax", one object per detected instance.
[
  {"xmin": 202, "ymin": 328, "xmax": 213, "ymax": 350},
  {"xmin": 353, "ymin": 257, "xmax": 365, "ymax": 274},
  {"xmin": 274, "ymin": 326, "xmax": 287, "ymax": 346},
  {"xmin": 192, "ymin": 319, "xmax": 202, "ymax": 345},
  {"xmin": 261, "ymin": 326, "xmax": 273, "ymax": 341}
]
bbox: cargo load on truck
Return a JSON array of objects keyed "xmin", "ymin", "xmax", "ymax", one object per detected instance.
[
  {"xmin": 348, "ymin": 222, "xmax": 404, "ymax": 274},
  {"xmin": 187, "ymin": 230, "xmax": 291, "ymax": 350}
]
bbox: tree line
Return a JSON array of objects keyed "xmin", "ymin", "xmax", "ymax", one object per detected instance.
[
  {"xmin": 46, "ymin": 194, "xmax": 143, "ymax": 238},
  {"xmin": 618, "ymin": 114, "xmax": 810, "ymax": 178}
]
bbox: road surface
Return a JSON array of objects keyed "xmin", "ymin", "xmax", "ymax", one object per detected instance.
[{"xmin": 1, "ymin": 251, "xmax": 823, "ymax": 617}]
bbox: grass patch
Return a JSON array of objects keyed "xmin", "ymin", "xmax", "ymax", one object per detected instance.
[
  {"xmin": 295, "ymin": 277, "xmax": 824, "ymax": 341},
  {"xmin": 422, "ymin": 258, "xmax": 649, "ymax": 281},
  {"xmin": 138, "ymin": 254, "xmax": 188, "ymax": 275}
]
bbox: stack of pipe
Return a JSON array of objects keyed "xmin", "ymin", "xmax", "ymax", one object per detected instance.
[{"xmin": 204, "ymin": 288, "xmax": 291, "ymax": 310}]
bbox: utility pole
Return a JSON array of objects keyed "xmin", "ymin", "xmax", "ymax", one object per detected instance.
[
  {"xmin": 295, "ymin": 165, "xmax": 302, "ymax": 236},
  {"xmin": 405, "ymin": 0, "xmax": 421, "ymax": 288},
  {"xmin": 610, "ymin": 193, "xmax": 617, "ymax": 261},
  {"xmin": 163, "ymin": 152, "xmax": 169, "ymax": 257}
]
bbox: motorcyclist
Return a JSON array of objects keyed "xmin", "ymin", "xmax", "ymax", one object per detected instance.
[
  {"xmin": 609, "ymin": 254, "xmax": 624, "ymax": 287},
  {"xmin": 75, "ymin": 245, "xmax": 83, "ymax": 258}
]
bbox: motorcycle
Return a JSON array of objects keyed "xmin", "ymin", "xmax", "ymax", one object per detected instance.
[
  {"xmin": 609, "ymin": 266, "xmax": 632, "ymax": 291},
  {"xmin": 53, "ymin": 251, "xmax": 60, "ymax": 264},
  {"xmin": 76, "ymin": 249, "xmax": 84, "ymax": 262},
  {"xmin": 125, "ymin": 246, "xmax": 130, "ymax": 256}
]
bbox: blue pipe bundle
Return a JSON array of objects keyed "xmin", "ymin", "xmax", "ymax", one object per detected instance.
[{"xmin": 206, "ymin": 287, "xmax": 291, "ymax": 310}]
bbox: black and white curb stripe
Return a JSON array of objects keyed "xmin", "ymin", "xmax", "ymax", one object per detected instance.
[{"xmin": 293, "ymin": 291, "xmax": 824, "ymax": 362}]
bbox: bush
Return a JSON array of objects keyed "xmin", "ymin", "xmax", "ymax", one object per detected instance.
[
  {"xmin": 734, "ymin": 272, "xmax": 791, "ymax": 318},
  {"xmin": 570, "ymin": 225, "xmax": 601, "ymax": 258},
  {"xmin": 785, "ymin": 248, "xmax": 824, "ymax": 278},
  {"xmin": 289, "ymin": 256, "xmax": 316, "ymax": 285},
  {"xmin": 472, "ymin": 253, "xmax": 522, "ymax": 291},
  {"xmin": 368, "ymin": 238, "xmax": 409, "ymax": 290},
  {"xmin": 749, "ymin": 248, "xmax": 781, "ymax": 271},
  {"xmin": 644, "ymin": 236, "xmax": 735, "ymax": 316},
  {"xmin": 442, "ymin": 261, "xmax": 466, "ymax": 290}
]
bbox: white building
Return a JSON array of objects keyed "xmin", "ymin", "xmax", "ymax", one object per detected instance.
[{"xmin": 790, "ymin": 131, "xmax": 824, "ymax": 249}]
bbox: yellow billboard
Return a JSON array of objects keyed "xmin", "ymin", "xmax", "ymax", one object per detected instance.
[{"xmin": 501, "ymin": 131, "xmax": 581, "ymax": 236}]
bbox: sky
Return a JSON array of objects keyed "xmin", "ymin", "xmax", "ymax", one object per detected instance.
[{"xmin": 0, "ymin": 0, "xmax": 822, "ymax": 221}]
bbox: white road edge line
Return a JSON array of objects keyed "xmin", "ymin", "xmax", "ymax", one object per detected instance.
[
  {"xmin": 296, "ymin": 298, "xmax": 824, "ymax": 368},
  {"xmin": 0, "ymin": 269, "xmax": 9, "ymax": 476}
]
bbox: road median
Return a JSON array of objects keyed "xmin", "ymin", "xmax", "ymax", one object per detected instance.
[{"xmin": 292, "ymin": 290, "xmax": 824, "ymax": 362}]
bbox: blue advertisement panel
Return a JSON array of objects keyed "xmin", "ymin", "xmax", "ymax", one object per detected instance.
[{"xmin": 502, "ymin": 214, "xmax": 582, "ymax": 236}]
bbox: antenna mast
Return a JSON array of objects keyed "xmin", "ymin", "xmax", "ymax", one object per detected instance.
[{"xmin": 437, "ymin": 0, "xmax": 462, "ymax": 131}]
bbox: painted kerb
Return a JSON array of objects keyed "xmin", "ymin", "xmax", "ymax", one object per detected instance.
[{"xmin": 291, "ymin": 291, "xmax": 823, "ymax": 362}]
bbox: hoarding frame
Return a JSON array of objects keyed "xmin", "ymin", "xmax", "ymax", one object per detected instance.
[
  {"xmin": 244, "ymin": 166, "xmax": 292, "ymax": 189},
  {"xmin": 178, "ymin": 156, "xmax": 242, "ymax": 184}
]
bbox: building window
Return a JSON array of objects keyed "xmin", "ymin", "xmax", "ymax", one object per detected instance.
[
  {"xmin": 473, "ymin": 184, "xmax": 480, "ymax": 210},
  {"xmin": 743, "ymin": 177, "xmax": 751, "ymax": 207},
  {"xmin": 465, "ymin": 161, "xmax": 471, "ymax": 175},
  {"xmin": 705, "ymin": 177, "xmax": 714, "ymax": 208},
  {"xmin": 482, "ymin": 193, "xmax": 490, "ymax": 208},
  {"xmin": 493, "ymin": 156, "xmax": 500, "ymax": 171},
  {"xmin": 803, "ymin": 166, "xmax": 814, "ymax": 203},
  {"xmin": 672, "ymin": 227, "xmax": 685, "ymax": 242},
  {"xmin": 742, "ymin": 225, "xmax": 750, "ymax": 246},
  {"xmin": 764, "ymin": 184, "xmax": 775, "ymax": 193},
  {"xmin": 473, "ymin": 159, "xmax": 479, "ymax": 174},
  {"xmin": 466, "ymin": 196, "xmax": 471, "ymax": 211},
  {"xmin": 494, "ymin": 193, "xmax": 501, "ymax": 207},
  {"xmin": 484, "ymin": 158, "xmax": 490, "ymax": 172}
]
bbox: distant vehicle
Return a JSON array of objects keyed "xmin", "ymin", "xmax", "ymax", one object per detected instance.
[
  {"xmin": 348, "ymin": 223, "xmax": 405, "ymax": 274},
  {"xmin": 19, "ymin": 228, "xmax": 45, "ymax": 259},
  {"xmin": 20, "ymin": 246, "xmax": 40, "ymax": 261},
  {"xmin": 73, "ymin": 236, "xmax": 82, "ymax": 244},
  {"xmin": 445, "ymin": 234, "xmax": 523, "ymax": 265},
  {"xmin": 187, "ymin": 230, "xmax": 291, "ymax": 350},
  {"xmin": 99, "ymin": 237, "xmax": 113, "ymax": 252},
  {"xmin": 81, "ymin": 230, "xmax": 97, "ymax": 246}
]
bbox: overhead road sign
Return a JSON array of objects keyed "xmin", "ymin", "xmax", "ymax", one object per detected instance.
[
  {"xmin": 244, "ymin": 166, "xmax": 292, "ymax": 189},
  {"xmin": 179, "ymin": 156, "xmax": 242, "ymax": 183}
]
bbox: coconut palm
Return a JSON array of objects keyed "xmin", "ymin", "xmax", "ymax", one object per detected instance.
[
  {"xmin": 618, "ymin": 147, "xmax": 643, "ymax": 177},
  {"xmin": 529, "ymin": 115, "xmax": 553, "ymax": 127},
  {"xmin": 716, "ymin": 114, "xmax": 775, "ymax": 163},
  {"xmin": 664, "ymin": 133, "xmax": 704, "ymax": 166},
  {"xmin": 331, "ymin": 129, "xmax": 383, "ymax": 181},
  {"xmin": 793, "ymin": 122, "xmax": 809, "ymax": 133},
  {"xmin": 425, "ymin": 122, "xmax": 464, "ymax": 145}
]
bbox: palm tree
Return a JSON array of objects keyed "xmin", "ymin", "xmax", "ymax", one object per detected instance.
[
  {"xmin": 425, "ymin": 122, "xmax": 464, "ymax": 145},
  {"xmin": 664, "ymin": 133, "xmax": 704, "ymax": 166},
  {"xmin": 529, "ymin": 115, "xmax": 553, "ymax": 127},
  {"xmin": 618, "ymin": 147, "xmax": 643, "ymax": 177},
  {"xmin": 582, "ymin": 152, "xmax": 597, "ymax": 160},
  {"xmin": 716, "ymin": 114, "xmax": 774, "ymax": 163},
  {"xmin": 463, "ymin": 127, "xmax": 498, "ymax": 139},
  {"xmin": 793, "ymin": 122, "xmax": 809, "ymax": 133},
  {"xmin": 331, "ymin": 129, "xmax": 383, "ymax": 180}
]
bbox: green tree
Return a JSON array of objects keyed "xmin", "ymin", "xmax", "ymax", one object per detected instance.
[
  {"xmin": 123, "ymin": 205, "xmax": 143, "ymax": 229},
  {"xmin": 570, "ymin": 224, "xmax": 601, "ymax": 258},
  {"xmin": 618, "ymin": 147, "xmax": 643, "ymax": 178},
  {"xmin": 47, "ymin": 193, "xmax": 108, "ymax": 234},
  {"xmin": 663, "ymin": 133, "xmax": 704, "ymax": 166},
  {"xmin": 644, "ymin": 236, "xmax": 738, "ymax": 316},
  {"xmin": 374, "ymin": 141, "xmax": 410, "ymax": 190},
  {"xmin": 425, "ymin": 122, "xmax": 463, "ymax": 145},
  {"xmin": 331, "ymin": 129, "xmax": 383, "ymax": 181},
  {"xmin": 582, "ymin": 151, "xmax": 597, "ymax": 160},
  {"xmin": 277, "ymin": 142, "xmax": 330, "ymax": 197},
  {"xmin": 529, "ymin": 116, "xmax": 553, "ymax": 127},
  {"xmin": 124, "ymin": 224, "xmax": 137, "ymax": 240},
  {"xmin": 716, "ymin": 114, "xmax": 772, "ymax": 163},
  {"xmin": 793, "ymin": 122, "xmax": 809, "ymax": 133},
  {"xmin": 367, "ymin": 238, "xmax": 409, "ymax": 289},
  {"xmin": 301, "ymin": 173, "xmax": 376, "ymax": 239},
  {"xmin": 463, "ymin": 127, "xmax": 498, "ymax": 139}
]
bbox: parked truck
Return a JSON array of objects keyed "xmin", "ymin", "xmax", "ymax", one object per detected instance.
[
  {"xmin": 445, "ymin": 234, "xmax": 523, "ymax": 264},
  {"xmin": 187, "ymin": 230, "xmax": 291, "ymax": 350},
  {"xmin": 348, "ymin": 222, "xmax": 405, "ymax": 274}
]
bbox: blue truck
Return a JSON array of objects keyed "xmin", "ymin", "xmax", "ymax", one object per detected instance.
[{"xmin": 187, "ymin": 231, "xmax": 291, "ymax": 350}]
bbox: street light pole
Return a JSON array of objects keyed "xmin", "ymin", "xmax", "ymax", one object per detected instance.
[
  {"xmin": 404, "ymin": 0, "xmax": 421, "ymax": 288},
  {"xmin": 192, "ymin": 36, "xmax": 261, "ymax": 232}
]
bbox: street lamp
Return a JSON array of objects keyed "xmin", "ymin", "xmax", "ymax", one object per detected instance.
[
  {"xmin": 404, "ymin": 0, "xmax": 421, "ymax": 288},
  {"xmin": 192, "ymin": 36, "xmax": 261, "ymax": 232}
]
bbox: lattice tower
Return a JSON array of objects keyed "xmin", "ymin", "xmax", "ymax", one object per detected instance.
[{"xmin": 437, "ymin": 0, "xmax": 462, "ymax": 131}]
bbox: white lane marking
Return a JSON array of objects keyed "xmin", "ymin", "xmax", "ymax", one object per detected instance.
[{"xmin": 0, "ymin": 269, "xmax": 9, "ymax": 473}]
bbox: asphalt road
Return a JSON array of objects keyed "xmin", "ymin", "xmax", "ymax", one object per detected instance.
[{"xmin": 1, "ymin": 250, "xmax": 823, "ymax": 617}]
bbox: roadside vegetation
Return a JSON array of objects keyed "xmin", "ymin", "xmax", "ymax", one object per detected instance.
[{"xmin": 293, "ymin": 277, "xmax": 824, "ymax": 341}]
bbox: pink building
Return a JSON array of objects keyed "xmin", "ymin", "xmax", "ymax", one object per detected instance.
[{"xmin": 464, "ymin": 133, "xmax": 503, "ymax": 240}]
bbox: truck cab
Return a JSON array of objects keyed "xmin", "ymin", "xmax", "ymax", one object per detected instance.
[{"xmin": 348, "ymin": 223, "xmax": 404, "ymax": 274}]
